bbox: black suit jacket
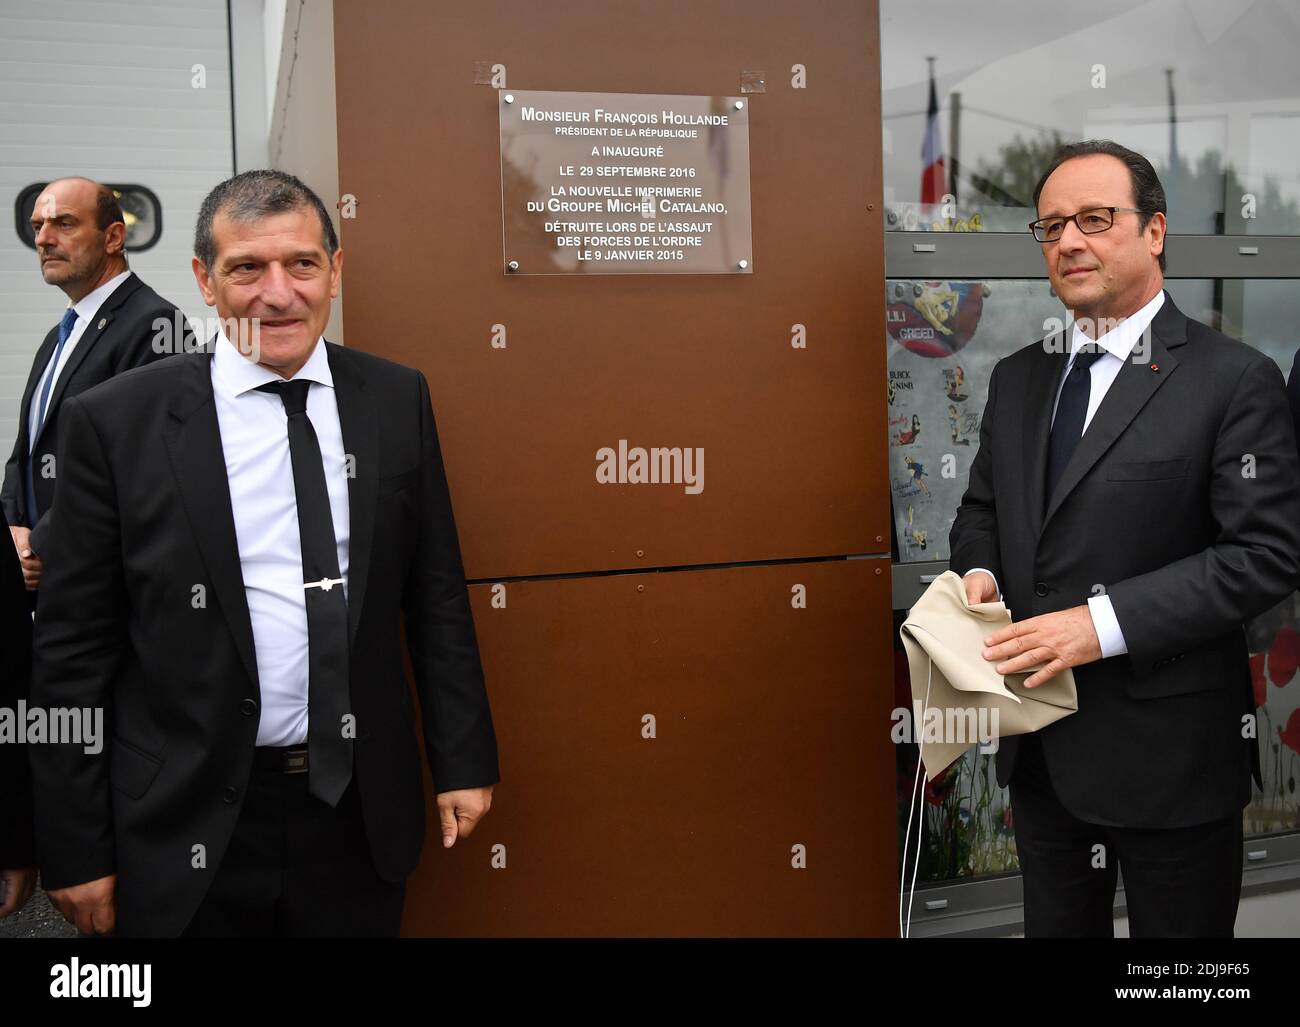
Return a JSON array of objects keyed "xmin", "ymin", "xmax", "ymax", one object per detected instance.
[
  {"xmin": 0, "ymin": 508, "xmax": 33, "ymax": 869},
  {"xmin": 949, "ymin": 291, "xmax": 1300, "ymax": 828},
  {"xmin": 1, "ymin": 272, "xmax": 187, "ymax": 555},
  {"xmin": 29, "ymin": 344, "xmax": 500, "ymax": 936},
  {"xmin": 1285, "ymin": 350, "xmax": 1300, "ymax": 457}
]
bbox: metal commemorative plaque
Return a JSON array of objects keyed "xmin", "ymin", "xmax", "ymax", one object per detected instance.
[{"xmin": 499, "ymin": 88, "xmax": 753, "ymax": 275}]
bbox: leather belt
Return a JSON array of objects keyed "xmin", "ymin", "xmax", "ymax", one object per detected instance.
[{"xmin": 253, "ymin": 745, "xmax": 309, "ymax": 774}]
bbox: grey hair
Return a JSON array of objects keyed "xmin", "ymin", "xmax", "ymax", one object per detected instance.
[{"xmin": 194, "ymin": 169, "xmax": 338, "ymax": 270}]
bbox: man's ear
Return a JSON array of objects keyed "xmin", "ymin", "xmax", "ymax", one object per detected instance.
[
  {"xmin": 329, "ymin": 246, "xmax": 343, "ymax": 299},
  {"xmin": 103, "ymin": 221, "xmax": 127, "ymax": 256},
  {"xmin": 1146, "ymin": 210, "xmax": 1167, "ymax": 259},
  {"xmin": 192, "ymin": 256, "xmax": 217, "ymax": 306}
]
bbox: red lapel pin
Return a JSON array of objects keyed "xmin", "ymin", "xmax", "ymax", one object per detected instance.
[{"xmin": 1150, "ymin": 363, "xmax": 1159, "ymax": 372}]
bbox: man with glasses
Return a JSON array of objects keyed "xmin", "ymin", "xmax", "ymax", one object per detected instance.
[{"xmin": 949, "ymin": 140, "xmax": 1300, "ymax": 936}]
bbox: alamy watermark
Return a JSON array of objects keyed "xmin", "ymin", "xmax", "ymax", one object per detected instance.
[
  {"xmin": 596, "ymin": 440, "xmax": 704, "ymax": 494},
  {"xmin": 0, "ymin": 701, "xmax": 103, "ymax": 754},
  {"xmin": 890, "ymin": 702, "xmax": 1000, "ymax": 754},
  {"xmin": 50, "ymin": 959, "xmax": 151, "ymax": 1007},
  {"xmin": 1041, "ymin": 312, "xmax": 1154, "ymax": 364},
  {"xmin": 151, "ymin": 311, "xmax": 262, "ymax": 361}
]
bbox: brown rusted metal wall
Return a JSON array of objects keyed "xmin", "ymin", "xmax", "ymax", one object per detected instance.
[{"xmin": 333, "ymin": 0, "xmax": 894, "ymax": 936}]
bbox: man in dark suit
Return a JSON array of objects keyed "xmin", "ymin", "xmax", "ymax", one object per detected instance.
[
  {"xmin": 2, "ymin": 177, "xmax": 188, "ymax": 593},
  {"xmin": 0, "ymin": 509, "xmax": 35, "ymax": 920},
  {"xmin": 949, "ymin": 140, "xmax": 1300, "ymax": 937},
  {"xmin": 29, "ymin": 170, "xmax": 499, "ymax": 937}
]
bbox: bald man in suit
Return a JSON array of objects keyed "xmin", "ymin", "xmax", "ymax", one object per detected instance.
[{"xmin": 3, "ymin": 177, "xmax": 188, "ymax": 595}]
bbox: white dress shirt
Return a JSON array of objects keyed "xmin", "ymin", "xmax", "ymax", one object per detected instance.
[
  {"xmin": 965, "ymin": 290, "xmax": 1166, "ymax": 660},
  {"xmin": 211, "ymin": 330, "xmax": 351, "ymax": 746},
  {"xmin": 28, "ymin": 269, "xmax": 132, "ymax": 448}
]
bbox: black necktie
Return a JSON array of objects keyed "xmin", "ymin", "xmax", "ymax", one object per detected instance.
[
  {"xmin": 257, "ymin": 379, "xmax": 353, "ymax": 806},
  {"xmin": 1046, "ymin": 344, "xmax": 1105, "ymax": 505}
]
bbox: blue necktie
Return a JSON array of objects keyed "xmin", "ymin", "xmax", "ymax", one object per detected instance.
[
  {"xmin": 25, "ymin": 307, "xmax": 80, "ymax": 525},
  {"xmin": 1045, "ymin": 343, "xmax": 1105, "ymax": 506}
]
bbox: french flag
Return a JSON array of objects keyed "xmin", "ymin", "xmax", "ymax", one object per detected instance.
[{"xmin": 920, "ymin": 64, "xmax": 945, "ymax": 204}]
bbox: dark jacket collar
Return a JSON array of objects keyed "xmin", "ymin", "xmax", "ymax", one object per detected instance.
[
  {"xmin": 1026, "ymin": 288, "xmax": 1186, "ymax": 535},
  {"xmin": 162, "ymin": 343, "xmax": 380, "ymax": 692}
]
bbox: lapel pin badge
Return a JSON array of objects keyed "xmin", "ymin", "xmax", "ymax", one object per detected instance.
[
  {"xmin": 97, "ymin": 318, "xmax": 107, "ymax": 330},
  {"xmin": 1150, "ymin": 363, "xmax": 1159, "ymax": 372}
]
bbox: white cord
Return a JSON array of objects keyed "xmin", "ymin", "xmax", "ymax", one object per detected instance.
[{"xmin": 899, "ymin": 654, "xmax": 933, "ymax": 938}]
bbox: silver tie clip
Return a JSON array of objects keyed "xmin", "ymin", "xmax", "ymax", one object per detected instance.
[{"xmin": 304, "ymin": 576, "xmax": 345, "ymax": 592}]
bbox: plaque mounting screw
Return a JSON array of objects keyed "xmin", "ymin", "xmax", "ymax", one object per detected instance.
[
  {"xmin": 504, "ymin": 93, "xmax": 515, "ymax": 104},
  {"xmin": 507, "ymin": 260, "xmax": 519, "ymax": 272},
  {"xmin": 737, "ymin": 259, "xmax": 749, "ymax": 270},
  {"xmin": 733, "ymin": 100, "xmax": 744, "ymax": 110}
]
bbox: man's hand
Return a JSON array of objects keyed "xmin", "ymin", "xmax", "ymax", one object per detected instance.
[
  {"xmin": 963, "ymin": 571, "xmax": 999, "ymax": 605},
  {"xmin": 981, "ymin": 605, "xmax": 1102, "ymax": 688},
  {"xmin": 47, "ymin": 874, "xmax": 116, "ymax": 936},
  {"xmin": 0, "ymin": 867, "xmax": 38, "ymax": 919},
  {"xmin": 437, "ymin": 786, "xmax": 493, "ymax": 849},
  {"xmin": 9, "ymin": 525, "xmax": 42, "ymax": 591}
]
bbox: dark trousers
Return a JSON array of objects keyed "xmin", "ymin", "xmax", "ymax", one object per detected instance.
[
  {"xmin": 1009, "ymin": 732, "xmax": 1243, "ymax": 938},
  {"xmin": 181, "ymin": 747, "xmax": 406, "ymax": 937}
]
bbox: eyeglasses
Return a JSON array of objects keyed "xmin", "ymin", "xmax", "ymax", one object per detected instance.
[{"xmin": 1028, "ymin": 207, "xmax": 1149, "ymax": 243}]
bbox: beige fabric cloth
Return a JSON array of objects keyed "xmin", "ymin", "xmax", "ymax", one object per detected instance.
[{"xmin": 900, "ymin": 570, "xmax": 1078, "ymax": 781}]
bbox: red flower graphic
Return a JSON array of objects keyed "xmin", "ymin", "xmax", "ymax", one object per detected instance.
[
  {"xmin": 1279, "ymin": 710, "xmax": 1300, "ymax": 757},
  {"xmin": 1250, "ymin": 652, "xmax": 1267, "ymax": 707},
  {"xmin": 924, "ymin": 766, "xmax": 957, "ymax": 806},
  {"xmin": 1267, "ymin": 627, "xmax": 1300, "ymax": 687}
]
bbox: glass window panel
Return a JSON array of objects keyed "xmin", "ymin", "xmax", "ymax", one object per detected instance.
[
  {"xmin": 1247, "ymin": 593, "xmax": 1300, "ymax": 836},
  {"xmin": 891, "ymin": 277, "xmax": 1300, "ymax": 880},
  {"xmin": 881, "ymin": 0, "xmax": 1300, "ymax": 235},
  {"xmin": 887, "ymin": 279, "xmax": 1060, "ymax": 564}
]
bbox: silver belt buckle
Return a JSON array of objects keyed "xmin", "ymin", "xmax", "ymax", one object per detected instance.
[{"xmin": 283, "ymin": 747, "xmax": 309, "ymax": 774}]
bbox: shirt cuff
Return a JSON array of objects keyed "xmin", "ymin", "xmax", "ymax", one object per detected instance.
[
  {"xmin": 963, "ymin": 567, "xmax": 1001, "ymax": 601},
  {"xmin": 1087, "ymin": 593, "xmax": 1128, "ymax": 658}
]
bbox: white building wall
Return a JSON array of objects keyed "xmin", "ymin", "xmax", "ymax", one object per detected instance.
[{"xmin": 0, "ymin": 0, "xmax": 234, "ymax": 456}]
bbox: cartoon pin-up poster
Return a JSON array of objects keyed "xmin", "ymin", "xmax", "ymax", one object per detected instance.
[{"xmin": 886, "ymin": 280, "xmax": 1062, "ymax": 563}]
